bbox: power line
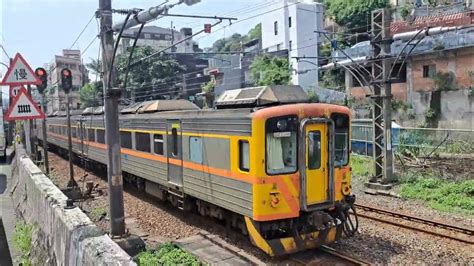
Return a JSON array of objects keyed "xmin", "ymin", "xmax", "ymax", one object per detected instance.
[{"xmin": 70, "ymin": 13, "xmax": 97, "ymax": 49}]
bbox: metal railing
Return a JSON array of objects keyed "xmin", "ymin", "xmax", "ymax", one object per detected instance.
[{"xmin": 351, "ymin": 124, "xmax": 474, "ymax": 156}]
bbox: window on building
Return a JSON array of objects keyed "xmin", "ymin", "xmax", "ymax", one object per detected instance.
[
  {"xmin": 120, "ymin": 131, "xmax": 132, "ymax": 149},
  {"xmin": 274, "ymin": 21, "xmax": 278, "ymax": 35},
  {"xmin": 288, "ymin": 16, "xmax": 292, "ymax": 28},
  {"xmin": 239, "ymin": 140, "xmax": 250, "ymax": 172},
  {"xmin": 423, "ymin": 64, "xmax": 436, "ymax": 78},
  {"xmin": 97, "ymin": 129, "xmax": 105, "ymax": 144},
  {"xmin": 171, "ymin": 128, "xmax": 178, "ymax": 156},
  {"xmin": 289, "ymin": 40, "xmax": 292, "ymax": 51},
  {"xmin": 88, "ymin": 129, "xmax": 95, "ymax": 142},
  {"xmin": 135, "ymin": 132, "xmax": 151, "ymax": 152},
  {"xmin": 153, "ymin": 134, "xmax": 164, "ymax": 155},
  {"xmin": 189, "ymin": 137, "xmax": 203, "ymax": 164}
]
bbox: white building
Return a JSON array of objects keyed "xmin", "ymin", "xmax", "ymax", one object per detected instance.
[{"xmin": 261, "ymin": 0, "xmax": 324, "ymax": 91}]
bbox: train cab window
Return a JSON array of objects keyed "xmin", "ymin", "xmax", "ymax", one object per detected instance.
[
  {"xmin": 171, "ymin": 128, "xmax": 178, "ymax": 156},
  {"xmin": 120, "ymin": 131, "xmax": 132, "ymax": 149},
  {"xmin": 88, "ymin": 129, "xmax": 95, "ymax": 142},
  {"xmin": 189, "ymin": 137, "xmax": 203, "ymax": 164},
  {"xmin": 332, "ymin": 113, "xmax": 350, "ymax": 167},
  {"xmin": 153, "ymin": 134, "xmax": 164, "ymax": 155},
  {"xmin": 265, "ymin": 116, "xmax": 298, "ymax": 175},
  {"xmin": 308, "ymin": 131, "xmax": 321, "ymax": 169},
  {"xmin": 136, "ymin": 132, "xmax": 151, "ymax": 152},
  {"xmin": 97, "ymin": 129, "xmax": 105, "ymax": 144},
  {"xmin": 239, "ymin": 140, "xmax": 250, "ymax": 172}
]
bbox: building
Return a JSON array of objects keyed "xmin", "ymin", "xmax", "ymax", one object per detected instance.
[
  {"xmin": 47, "ymin": 49, "xmax": 89, "ymax": 112},
  {"xmin": 325, "ymin": 9, "xmax": 474, "ymax": 129},
  {"xmin": 261, "ymin": 0, "xmax": 324, "ymax": 91},
  {"xmin": 119, "ymin": 26, "xmax": 194, "ymax": 55}
]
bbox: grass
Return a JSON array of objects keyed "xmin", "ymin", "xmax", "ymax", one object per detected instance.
[
  {"xmin": 13, "ymin": 221, "xmax": 34, "ymax": 266},
  {"xmin": 350, "ymin": 154, "xmax": 374, "ymax": 180},
  {"xmin": 399, "ymin": 173, "xmax": 474, "ymax": 215},
  {"xmin": 89, "ymin": 206, "xmax": 107, "ymax": 222},
  {"xmin": 136, "ymin": 242, "xmax": 199, "ymax": 266}
]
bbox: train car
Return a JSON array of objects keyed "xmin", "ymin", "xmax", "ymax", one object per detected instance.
[{"xmin": 37, "ymin": 86, "xmax": 356, "ymax": 256}]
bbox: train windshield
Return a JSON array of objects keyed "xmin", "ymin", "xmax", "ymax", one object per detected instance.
[
  {"xmin": 332, "ymin": 113, "xmax": 350, "ymax": 167},
  {"xmin": 265, "ymin": 116, "xmax": 298, "ymax": 175}
]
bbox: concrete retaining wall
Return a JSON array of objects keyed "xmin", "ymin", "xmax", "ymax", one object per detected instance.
[{"xmin": 10, "ymin": 146, "xmax": 135, "ymax": 265}]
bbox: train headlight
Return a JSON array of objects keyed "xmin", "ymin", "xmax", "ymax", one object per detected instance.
[
  {"xmin": 270, "ymin": 193, "xmax": 280, "ymax": 208},
  {"xmin": 342, "ymin": 183, "xmax": 351, "ymax": 196}
]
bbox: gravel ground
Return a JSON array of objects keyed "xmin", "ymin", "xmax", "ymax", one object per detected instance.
[
  {"xmin": 46, "ymin": 151, "xmax": 473, "ymax": 264},
  {"xmin": 331, "ymin": 172, "xmax": 474, "ymax": 264}
]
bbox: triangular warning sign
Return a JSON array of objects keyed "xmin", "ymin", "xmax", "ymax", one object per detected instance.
[
  {"xmin": 0, "ymin": 53, "xmax": 41, "ymax": 86},
  {"xmin": 5, "ymin": 86, "xmax": 45, "ymax": 121}
]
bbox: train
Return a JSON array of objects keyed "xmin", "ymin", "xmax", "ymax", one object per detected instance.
[{"xmin": 36, "ymin": 85, "xmax": 356, "ymax": 256}]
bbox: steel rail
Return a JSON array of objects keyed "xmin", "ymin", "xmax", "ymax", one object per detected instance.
[
  {"xmin": 319, "ymin": 245, "xmax": 370, "ymax": 266},
  {"xmin": 355, "ymin": 203, "xmax": 474, "ymax": 244}
]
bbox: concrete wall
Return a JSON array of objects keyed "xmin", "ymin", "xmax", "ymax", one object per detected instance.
[{"xmin": 11, "ymin": 146, "xmax": 135, "ymax": 265}]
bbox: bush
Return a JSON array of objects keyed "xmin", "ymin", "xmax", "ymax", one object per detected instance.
[
  {"xmin": 137, "ymin": 242, "xmax": 199, "ymax": 266},
  {"xmin": 400, "ymin": 177, "xmax": 474, "ymax": 215}
]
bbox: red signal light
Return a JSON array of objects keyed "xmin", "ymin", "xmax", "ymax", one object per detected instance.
[
  {"xmin": 36, "ymin": 69, "xmax": 45, "ymax": 76},
  {"xmin": 204, "ymin": 24, "xmax": 211, "ymax": 33}
]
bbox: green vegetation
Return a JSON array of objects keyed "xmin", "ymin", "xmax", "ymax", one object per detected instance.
[
  {"xmin": 323, "ymin": 0, "xmax": 388, "ymax": 35},
  {"xmin": 89, "ymin": 206, "xmax": 107, "ymax": 221},
  {"xmin": 136, "ymin": 242, "xmax": 199, "ymax": 266},
  {"xmin": 350, "ymin": 154, "xmax": 374, "ymax": 180},
  {"xmin": 250, "ymin": 54, "xmax": 291, "ymax": 86},
  {"xmin": 209, "ymin": 23, "xmax": 261, "ymax": 52},
  {"xmin": 13, "ymin": 221, "xmax": 34, "ymax": 266},
  {"xmin": 79, "ymin": 83, "xmax": 101, "ymax": 108},
  {"xmin": 399, "ymin": 175, "xmax": 474, "ymax": 215}
]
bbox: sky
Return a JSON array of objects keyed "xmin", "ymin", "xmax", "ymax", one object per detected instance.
[{"xmin": 1, "ymin": 0, "xmax": 281, "ymax": 100}]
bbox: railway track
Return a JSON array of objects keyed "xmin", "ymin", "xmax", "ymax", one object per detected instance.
[
  {"xmin": 287, "ymin": 245, "xmax": 370, "ymax": 265},
  {"xmin": 355, "ymin": 203, "xmax": 474, "ymax": 244}
]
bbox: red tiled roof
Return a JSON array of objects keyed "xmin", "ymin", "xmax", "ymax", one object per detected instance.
[{"xmin": 391, "ymin": 11, "xmax": 474, "ymax": 34}]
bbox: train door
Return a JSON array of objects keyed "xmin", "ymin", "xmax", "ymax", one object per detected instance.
[
  {"xmin": 300, "ymin": 118, "xmax": 334, "ymax": 210},
  {"xmin": 166, "ymin": 120, "xmax": 183, "ymax": 188}
]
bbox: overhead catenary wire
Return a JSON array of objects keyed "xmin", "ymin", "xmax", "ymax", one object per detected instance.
[{"xmin": 70, "ymin": 13, "xmax": 97, "ymax": 49}]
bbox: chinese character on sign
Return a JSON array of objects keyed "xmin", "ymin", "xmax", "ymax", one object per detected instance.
[{"xmin": 14, "ymin": 68, "xmax": 28, "ymax": 80}]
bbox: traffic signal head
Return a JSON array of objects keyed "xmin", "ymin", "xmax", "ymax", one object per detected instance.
[
  {"xmin": 35, "ymin": 67, "xmax": 48, "ymax": 94},
  {"xmin": 204, "ymin": 24, "xmax": 211, "ymax": 33},
  {"xmin": 61, "ymin": 68, "xmax": 73, "ymax": 94}
]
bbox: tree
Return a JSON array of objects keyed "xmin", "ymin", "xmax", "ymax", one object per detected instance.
[
  {"xmin": 324, "ymin": 0, "xmax": 388, "ymax": 33},
  {"xmin": 79, "ymin": 82, "xmax": 102, "ymax": 108},
  {"xmin": 244, "ymin": 23, "xmax": 262, "ymax": 42},
  {"xmin": 209, "ymin": 23, "xmax": 262, "ymax": 52},
  {"xmin": 250, "ymin": 54, "xmax": 291, "ymax": 86},
  {"xmin": 114, "ymin": 46, "xmax": 187, "ymax": 101}
]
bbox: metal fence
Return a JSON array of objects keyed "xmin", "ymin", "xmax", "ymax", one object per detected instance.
[{"xmin": 351, "ymin": 122, "xmax": 474, "ymax": 156}]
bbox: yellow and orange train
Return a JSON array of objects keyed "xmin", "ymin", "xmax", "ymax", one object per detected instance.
[{"xmin": 37, "ymin": 86, "xmax": 356, "ymax": 256}]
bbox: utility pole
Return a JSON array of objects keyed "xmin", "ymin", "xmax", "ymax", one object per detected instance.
[
  {"xmin": 369, "ymin": 8, "xmax": 394, "ymax": 185},
  {"xmin": 99, "ymin": 0, "xmax": 126, "ymax": 236}
]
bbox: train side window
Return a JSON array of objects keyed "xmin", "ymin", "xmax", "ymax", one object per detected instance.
[
  {"xmin": 97, "ymin": 129, "xmax": 105, "ymax": 144},
  {"xmin": 171, "ymin": 128, "xmax": 178, "ymax": 156},
  {"xmin": 308, "ymin": 131, "xmax": 321, "ymax": 170},
  {"xmin": 88, "ymin": 129, "xmax": 95, "ymax": 142},
  {"xmin": 120, "ymin": 131, "xmax": 132, "ymax": 149},
  {"xmin": 239, "ymin": 140, "xmax": 250, "ymax": 172},
  {"xmin": 71, "ymin": 127, "xmax": 77, "ymax": 138},
  {"xmin": 153, "ymin": 134, "xmax": 164, "ymax": 155},
  {"xmin": 136, "ymin": 132, "xmax": 151, "ymax": 152},
  {"xmin": 189, "ymin": 137, "xmax": 202, "ymax": 164}
]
